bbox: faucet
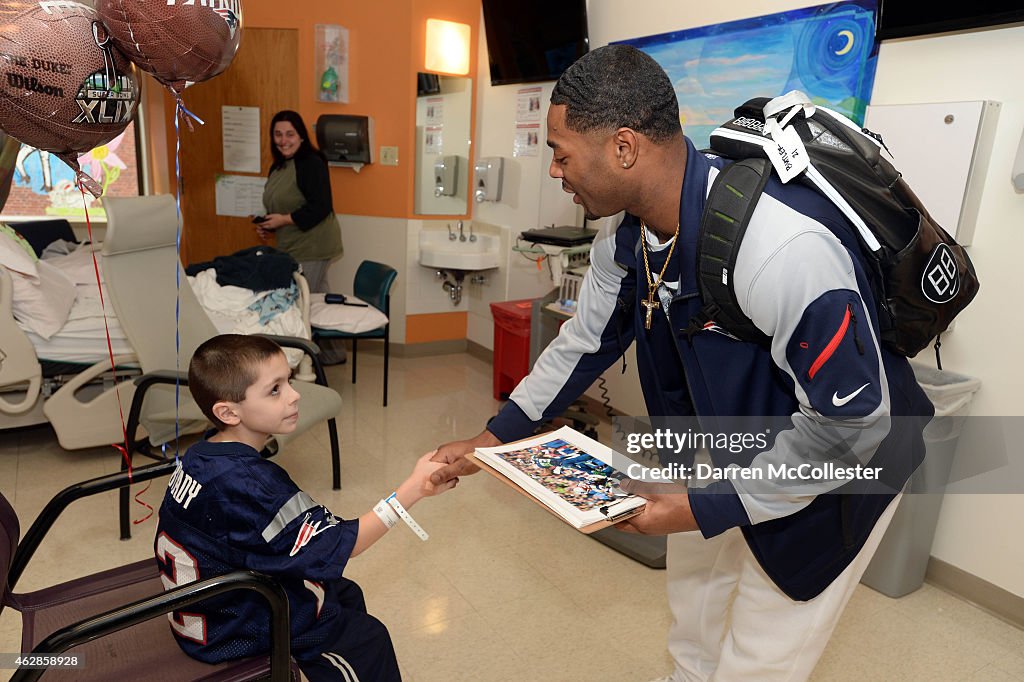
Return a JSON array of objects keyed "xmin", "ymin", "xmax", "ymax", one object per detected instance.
[
  {"xmin": 447, "ymin": 223, "xmax": 456, "ymax": 241},
  {"xmin": 469, "ymin": 222, "xmax": 477, "ymax": 242},
  {"xmin": 458, "ymin": 220, "xmax": 466, "ymax": 242}
]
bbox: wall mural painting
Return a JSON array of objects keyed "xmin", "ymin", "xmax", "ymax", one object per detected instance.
[
  {"xmin": 2, "ymin": 124, "xmax": 139, "ymax": 220},
  {"xmin": 616, "ymin": 0, "xmax": 879, "ymax": 149}
]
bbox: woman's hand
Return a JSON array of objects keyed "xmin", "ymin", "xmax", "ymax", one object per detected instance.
[{"xmin": 260, "ymin": 213, "xmax": 293, "ymax": 230}]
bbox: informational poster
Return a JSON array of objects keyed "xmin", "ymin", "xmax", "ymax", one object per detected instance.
[
  {"xmin": 514, "ymin": 123, "xmax": 540, "ymax": 157},
  {"xmin": 215, "ymin": 174, "xmax": 267, "ymax": 217},
  {"xmin": 221, "ymin": 106, "xmax": 261, "ymax": 173},
  {"xmin": 425, "ymin": 97, "xmax": 444, "ymax": 125},
  {"xmin": 516, "ymin": 86, "xmax": 542, "ymax": 123},
  {"xmin": 424, "ymin": 125, "xmax": 444, "ymax": 154}
]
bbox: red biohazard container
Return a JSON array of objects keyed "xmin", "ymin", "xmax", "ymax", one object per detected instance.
[{"xmin": 490, "ymin": 299, "xmax": 535, "ymax": 400}]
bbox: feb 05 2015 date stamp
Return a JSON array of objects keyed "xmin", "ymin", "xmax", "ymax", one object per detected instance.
[{"xmin": 0, "ymin": 653, "xmax": 84, "ymax": 669}]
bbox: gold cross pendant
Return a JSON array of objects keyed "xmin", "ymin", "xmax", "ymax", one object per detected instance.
[{"xmin": 641, "ymin": 293, "xmax": 659, "ymax": 330}]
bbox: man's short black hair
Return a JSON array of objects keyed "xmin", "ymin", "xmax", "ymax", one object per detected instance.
[{"xmin": 551, "ymin": 44, "xmax": 681, "ymax": 143}]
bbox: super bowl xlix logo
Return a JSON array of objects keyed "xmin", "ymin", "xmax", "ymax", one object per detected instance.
[
  {"xmin": 921, "ymin": 243, "xmax": 960, "ymax": 304},
  {"xmin": 72, "ymin": 22, "xmax": 136, "ymax": 125},
  {"xmin": 72, "ymin": 69, "xmax": 135, "ymax": 124}
]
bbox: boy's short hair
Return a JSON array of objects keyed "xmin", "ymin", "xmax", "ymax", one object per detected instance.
[{"xmin": 189, "ymin": 334, "xmax": 285, "ymax": 430}]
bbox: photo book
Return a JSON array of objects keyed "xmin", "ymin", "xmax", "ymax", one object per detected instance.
[{"xmin": 471, "ymin": 426, "xmax": 646, "ymax": 533}]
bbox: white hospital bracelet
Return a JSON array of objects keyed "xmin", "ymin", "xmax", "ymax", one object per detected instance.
[
  {"xmin": 373, "ymin": 499, "xmax": 399, "ymax": 529},
  {"xmin": 387, "ymin": 493, "xmax": 429, "ymax": 541}
]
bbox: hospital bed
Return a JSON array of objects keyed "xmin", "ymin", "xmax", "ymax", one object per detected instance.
[{"xmin": 0, "ymin": 218, "xmax": 313, "ymax": 451}]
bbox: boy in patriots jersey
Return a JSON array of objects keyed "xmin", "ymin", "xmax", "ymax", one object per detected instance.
[{"xmin": 155, "ymin": 334, "xmax": 454, "ymax": 681}]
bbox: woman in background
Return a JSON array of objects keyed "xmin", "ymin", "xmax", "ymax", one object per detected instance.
[{"xmin": 258, "ymin": 109, "xmax": 346, "ymax": 363}]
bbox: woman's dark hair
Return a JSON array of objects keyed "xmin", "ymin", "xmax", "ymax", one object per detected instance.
[{"xmin": 269, "ymin": 110, "xmax": 326, "ymax": 171}]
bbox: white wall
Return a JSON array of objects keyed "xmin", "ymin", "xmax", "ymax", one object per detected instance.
[
  {"xmin": 470, "ymin": 0, "xmax": 1024, "ymax": 595},
  {"xmin": 466, "ymin": 19, "xmax": 578, "ymax": 350},
  {"xmin": 326, "ymin": 214, "xmax": 409, "ymax": 343},
  {"xmin": 869, "ymin": 27, "xmax": 1024, "ymax": 598}
]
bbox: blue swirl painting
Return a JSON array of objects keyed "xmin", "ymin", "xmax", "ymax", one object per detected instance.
[{"xmin": 615, "ymin": 0, "xmax": 878, "ymax": 149}]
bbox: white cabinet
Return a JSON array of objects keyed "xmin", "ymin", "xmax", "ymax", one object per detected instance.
[{"xmin": 864, "ymin": 100, "xmax": 1000, "ymax": 245}]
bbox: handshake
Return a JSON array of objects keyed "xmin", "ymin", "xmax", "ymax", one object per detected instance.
[{"xmin": 426, "ymin": 429, "xmax": 502, "ymax": 486}]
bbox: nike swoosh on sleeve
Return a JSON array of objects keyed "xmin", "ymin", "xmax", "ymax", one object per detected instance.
[{"xmin": 832, "ymin": 383, "xmax": 870, "ymax": 407}]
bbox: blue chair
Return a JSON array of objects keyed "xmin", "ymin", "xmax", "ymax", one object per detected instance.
[{"xmin": 314, "ymin": 261, "xmax": 397, "ymax": 406}]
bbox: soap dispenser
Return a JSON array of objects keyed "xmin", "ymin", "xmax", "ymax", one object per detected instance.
[
  {"xmin": 473, "ymin": 156, "xmax": 505, "ymax": 202},
  {"xmin": 434, "ymin": 155, "xmax": 459, "ymax": 197}
]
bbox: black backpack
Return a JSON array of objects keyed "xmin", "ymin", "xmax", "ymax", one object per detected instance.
[{"xmin": 689, "ymin": 91, "xmax": 980, "ymax": 363}]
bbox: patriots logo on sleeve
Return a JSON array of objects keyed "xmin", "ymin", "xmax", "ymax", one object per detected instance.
[{"xmin": 289, "ymin": 510, "xmax": 341, "ymax": 556}]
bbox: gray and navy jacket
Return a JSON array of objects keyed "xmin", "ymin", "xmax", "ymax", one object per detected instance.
[{"xmin": 488, "ymin": 138, "xmax": 933, "ymax": 601}]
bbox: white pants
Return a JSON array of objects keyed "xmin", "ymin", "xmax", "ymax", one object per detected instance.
[{"xmin": 665, "ymin": 493, "xmax": 901, "ymax": 681}]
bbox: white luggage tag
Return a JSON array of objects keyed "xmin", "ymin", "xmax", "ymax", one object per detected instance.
[{"xmin": 762, "ymin": 91, "xmax": 814, "ymax": 184}]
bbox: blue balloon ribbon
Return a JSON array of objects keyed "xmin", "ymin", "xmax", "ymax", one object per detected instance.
[{"xmin": 173, "ymin": 98, "xmax": 205, "ymax": 461}]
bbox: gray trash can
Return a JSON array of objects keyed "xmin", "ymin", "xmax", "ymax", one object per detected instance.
[{"xmin": 860, "ymin": 364, "xmax": 981, "ymax": 597}]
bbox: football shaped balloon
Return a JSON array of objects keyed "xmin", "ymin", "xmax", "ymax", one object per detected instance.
[
  {"xmin": 96, "ymin": 0, "xmax": 243, "ymax": 97},
  {"xmin": 0, "ymin": 1, "xmax": 139, "ymax": 196}
]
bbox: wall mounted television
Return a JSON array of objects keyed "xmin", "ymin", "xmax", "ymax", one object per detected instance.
[
  {"xmin": 876, "ymin": 0, "xmax": 1024, "ymax": 40},
  {"xmin": 481, "ymin": 0, "xmax": 589, "ymax": 86}
]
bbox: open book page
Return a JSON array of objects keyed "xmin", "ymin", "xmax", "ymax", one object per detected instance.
[{"xmin": 474, "ymin": 426, "xmax": 646, "ymax": 530}]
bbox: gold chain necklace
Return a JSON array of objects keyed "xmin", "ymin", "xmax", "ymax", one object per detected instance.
[{"xmin": 639, "ymin": 220, "xmax": 679, "ymax": 330}]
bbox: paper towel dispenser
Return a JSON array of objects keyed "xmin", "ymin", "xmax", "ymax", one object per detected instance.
[{"xmin": 315, "ymin": 114, "xmax": 374, "ymax": 165}]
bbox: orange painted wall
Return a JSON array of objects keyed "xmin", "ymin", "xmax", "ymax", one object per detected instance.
[
  {"xmin": 406, "ymin": 312, "xmax": 469, "ymax": 343},
  {"xmin": 409, "ymin": 0, "xmax": 480, "ymax": 219},
  {"xmin": 160, "ymin": 0, "xmax": 479, "ymax": 219}
]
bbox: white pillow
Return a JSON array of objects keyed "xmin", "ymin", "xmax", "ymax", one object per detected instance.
[
  {"xmin": 10, "ymin": 259, "xmax": 77, "ymax": 339},
  {"xmin": 0, "ymin": 228, "xmax": 39, "ymax": 278},
  {"xmin": 309, "ymin": 293, "xmax": 389, "ymax": 334}
]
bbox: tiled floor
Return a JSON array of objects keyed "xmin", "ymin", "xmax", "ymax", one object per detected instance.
[{"xmin": 1, "ymin": 350, "xmax": 1022, "ymax": 681}]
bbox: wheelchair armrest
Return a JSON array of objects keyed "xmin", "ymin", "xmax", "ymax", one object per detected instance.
[
  {"xmin": 10, "ymin": 570, "xmax": 291, "ymax": 682},
  {"xmin": 132, "ymin": 370, "xmax": 188, "ymax": 389},
  {"xmin": 8, "ymin": 460, "xmax": 178, "ymax": 591},
  {"xmin": 122, "ymin": 370, "xmax": 190, "ymax": 454}
]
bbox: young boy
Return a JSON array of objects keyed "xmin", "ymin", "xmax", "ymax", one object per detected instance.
[{"xmin": 155, "ymin": 334, "xmax": 454, "ymax": 681}]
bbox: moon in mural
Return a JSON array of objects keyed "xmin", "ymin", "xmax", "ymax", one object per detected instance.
[{"xmin": 835, "ymin": 29, "xmax": 855, "ymax": 56}]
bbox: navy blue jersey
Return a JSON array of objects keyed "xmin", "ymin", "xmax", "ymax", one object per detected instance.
[{"xmin": 154, "ymin": 440, "xmax": 359, "ymax": 663}]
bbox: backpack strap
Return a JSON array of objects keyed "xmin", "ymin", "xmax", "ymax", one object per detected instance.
[{"xmin": 687, "ymin": 158, "xmax": 773, "ymax": 346}]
